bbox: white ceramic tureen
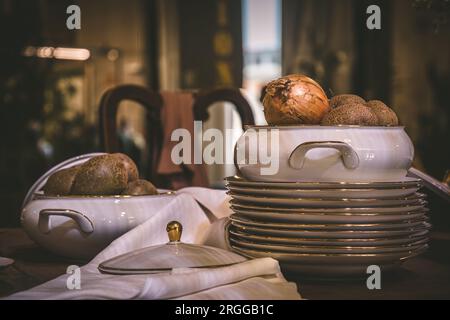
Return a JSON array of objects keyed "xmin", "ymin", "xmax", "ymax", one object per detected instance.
[
  {"xmin": 234, "ymin": 125, "xmax": 414, "ymax": 183},
  {"xmin": 21, "ymin": 153, "xmax": 176, "ymax": 260}
]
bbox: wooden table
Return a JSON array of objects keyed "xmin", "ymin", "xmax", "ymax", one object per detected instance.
[{"xmin": 1, "ymin": 228, "xmax": 450, "ymax": 299}]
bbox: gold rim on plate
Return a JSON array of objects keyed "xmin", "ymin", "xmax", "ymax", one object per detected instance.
[{"xmin": 225, "ymin": 176, "xmax": 422, "ymax": 189}]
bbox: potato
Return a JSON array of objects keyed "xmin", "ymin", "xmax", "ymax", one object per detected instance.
[
  {"xmin": 71, "ymin": 154, "xmax": 128, "ymax": 195},
  {"xmin": 329, "ymin": 94, "xmax": 366, "ymax": 109},
  {"xmin": 111, "ymin": 153, "xmax": 139, "ymax": 182},
  {"xmin": 366, "ymin": 100, "xmax": 399, "ymax": 126},
  {"xmin": 43, "ymin": 165, "xmax": 81, "ymax": 196},
  {"xmin": 321, "ymin": 103, "xmax": 378, "ymax": 126},
  {"xmin": 121, "ymin": 179, "xmax": 158, "ymax": 196}
]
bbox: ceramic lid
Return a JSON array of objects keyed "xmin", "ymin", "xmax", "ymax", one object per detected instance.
[{"xmin": 98, "ymin": 221, "xmax": 247, "ymax": 274}]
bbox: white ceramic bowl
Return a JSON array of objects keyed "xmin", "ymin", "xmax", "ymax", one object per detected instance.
[
  {"xmin": 235, "ymin": 125, "xmax": 414, "ymax": 182},
  {"xmin": 20, "ymin": 153, "xmax": 175, "ymax": 260},
  {"xmin": 21, "ymin": 193, "xmax": 175, "ymax": 260}
]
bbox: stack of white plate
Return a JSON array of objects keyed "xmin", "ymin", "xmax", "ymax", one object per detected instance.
[{"xmin": 225, "ymin": 176, "xmax": 431, "ymax": 278}]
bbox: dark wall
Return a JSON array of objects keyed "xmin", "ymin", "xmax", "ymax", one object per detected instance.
[
  {"xmin": 178, "ymin": 0, "xmax": 243, "ymax": 89},
  {"xmin": 0, "ymin": 1, "xmax": 46, "ymax": 226},
  {"xmin": 353, "ymin": 0, "xmax": 393, "ymax": 103}
]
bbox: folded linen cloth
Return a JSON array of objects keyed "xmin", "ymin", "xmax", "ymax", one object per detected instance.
[{"xmin": 5, "ymin": 188, "xmax": 301, "ymax": 300}]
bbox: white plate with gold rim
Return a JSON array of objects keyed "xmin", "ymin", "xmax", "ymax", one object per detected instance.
[
  {"xmin": 231, "ymin": 222, "xmax": 432, "ymax": 239},
  {"xmin": 230, "ymin": 200, "xmax": 426, "ymax": 214},
  {"xmin": 231, "ymin": 244, "xmax": 428, "ymax": 265},
  {"xmin": 225, "ymin": 176, "xmax": 422, "ymax": 189},
  {"xmin": 231, "ymin": 206, "xmax": 428, "ymax": 224},
  {"xmin": 230, "ymin": 213, "xmax": 428, "ymax": 231},
  {"xmin": 228, "ymin": 192, "xmax": 426, "ymax": 208},
  {"xmin": 228, "ymin": 227, "xmax": 429, "ymax": 247},
  {"xmin": 226, "ymin": 184, "xmax": 420, "ymax": 199},
  {"xmin": 230, "ymin": 237, "xmax": 428, "ymax": 254}
]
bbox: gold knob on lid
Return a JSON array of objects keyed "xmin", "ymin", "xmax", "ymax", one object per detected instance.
[{"xmin": 166, "ymin": 221, "xmax": 182, "ymax": 242}]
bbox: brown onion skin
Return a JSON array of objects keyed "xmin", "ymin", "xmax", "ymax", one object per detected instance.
[{"xmin": 263, "ymin": 74, "xmax": 330, "ymax": 125}]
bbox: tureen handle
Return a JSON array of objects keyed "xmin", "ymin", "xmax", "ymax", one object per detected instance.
[
  {"xmin": 38, "ymin": 209, "xmax": 94, "ymax": 234},
  {"xmin": 289, "ymin": 141, "xmax": 359, "ymax": 170}
]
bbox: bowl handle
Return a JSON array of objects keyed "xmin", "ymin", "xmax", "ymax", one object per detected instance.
[
  {"xmin": 289, "ymin": 141, "xmax": 359, "ymax": 170},
  {"xmin": 38, "ymin": 209, "xmax": 94, "ymax": 234},
  {"xmin": 233, "ymin": 142, "xmax": 244, "ymax": 177}
]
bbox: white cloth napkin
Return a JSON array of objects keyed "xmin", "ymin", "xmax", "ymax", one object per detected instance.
[{"xmin": 5, "ymin": 188, "xmax": 301, "ymax": 300}]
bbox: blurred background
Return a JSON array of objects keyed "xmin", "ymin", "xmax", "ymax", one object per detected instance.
[{"xmin": 0, "ymin": 0, "xmax": 449, "ymax": 227}]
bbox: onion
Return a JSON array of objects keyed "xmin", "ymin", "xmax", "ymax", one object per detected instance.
[{"xmin": 263, "ymin": 74, "xmax": 330, "ymax": 125}]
